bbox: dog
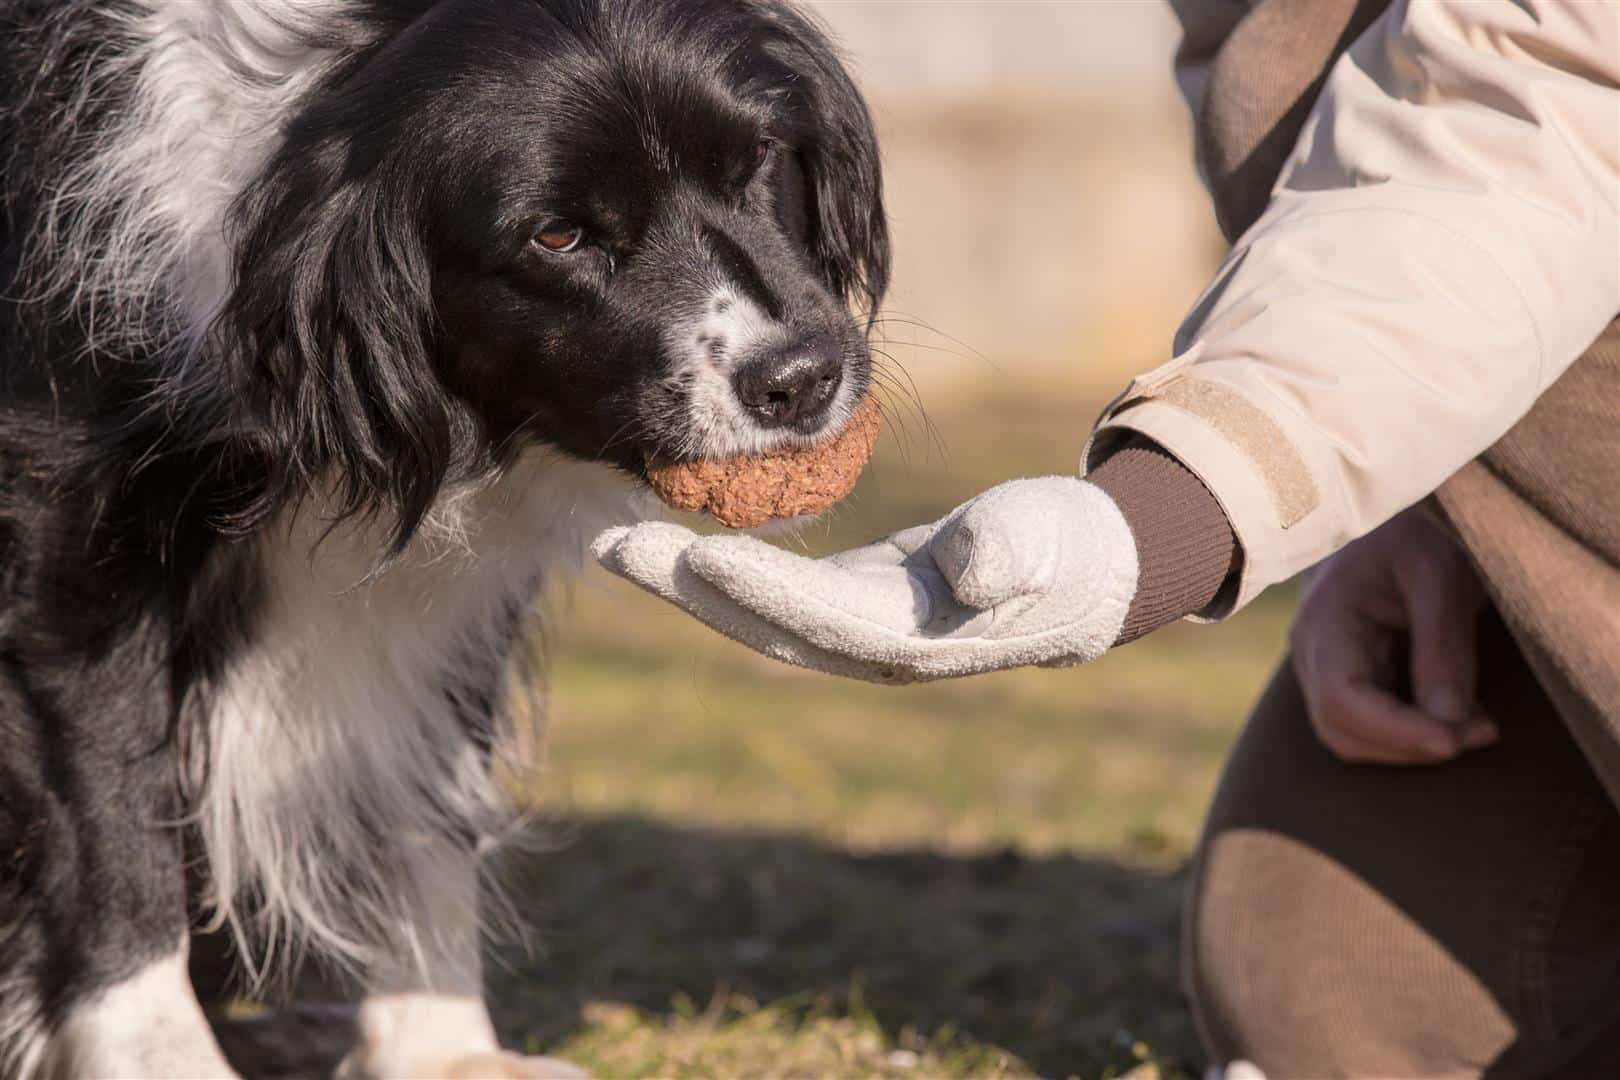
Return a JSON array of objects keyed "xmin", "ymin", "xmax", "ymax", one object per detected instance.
[{"xmin": 0, "ymin": 0, "xmax": 888, "ymax": 1073}]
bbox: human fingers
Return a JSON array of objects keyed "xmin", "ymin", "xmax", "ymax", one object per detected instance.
[
  {"xmin": 1400, "ymin": 546, "xmax": 1495, "ymax": 743},
  {"xmin": 1292, "ymin": 593, "xmax": 1475, "ymax": 764}
]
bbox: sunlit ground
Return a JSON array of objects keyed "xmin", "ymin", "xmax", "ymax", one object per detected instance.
[
  {"xmin": 203, "ymin": 368, "xmax": 1289, "ymax": 1080},
  {"xmin": 206, "ymin": 370, "xmax": 1292, "ymax": 1079},
  {"xmin": 489, "ymin": 371, "xmax": 1295, "ymax": 1079}
]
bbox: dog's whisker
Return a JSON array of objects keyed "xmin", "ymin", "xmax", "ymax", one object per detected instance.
[
  {"xmin": 867, "ymin": 309, "xmax": 988, "ymax": 362},
  {"xmin": 867, "ymin": 348, "xmax": 945, "ymax": 460},
  {"xmin": 596, "ymin": 415, "xmax": 650, "ymax": 459},
  {"xmin": 873, "ymin": 384, "xmax": 947, "ymax": 468}
]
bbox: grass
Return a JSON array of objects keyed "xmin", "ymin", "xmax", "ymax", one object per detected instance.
[
  {"xmin": 209, "ymin": 370, "xmax": 1290, "ymax": 1080},
  {"xmin": 483, "ymin": 373, "xmax": 1295, "ymax": 1079}
]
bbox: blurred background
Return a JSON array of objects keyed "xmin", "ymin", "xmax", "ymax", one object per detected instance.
[{"xmin": 504, "ymin": 6, "xmax": 1294, "ymax": 1077}]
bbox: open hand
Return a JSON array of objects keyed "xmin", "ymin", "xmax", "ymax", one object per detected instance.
[{"xmin": 593, "ymin": 477, "xmax": 1140, "ymax": 684}]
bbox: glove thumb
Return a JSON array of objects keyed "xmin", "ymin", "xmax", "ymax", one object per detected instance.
[{"xmin": 931, "ymin": 478, "xmax": 1075, "ymax": 608}]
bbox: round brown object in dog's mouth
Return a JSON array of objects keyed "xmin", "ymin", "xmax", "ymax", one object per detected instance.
[{"xmin": 645, "ymin": 395, "xmax": 883, "ymax": 528}]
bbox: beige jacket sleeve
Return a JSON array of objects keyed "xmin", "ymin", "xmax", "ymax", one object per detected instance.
[{"xmin": 1087, "ymin": 0, "xmax": 1620, "ymax": 617}]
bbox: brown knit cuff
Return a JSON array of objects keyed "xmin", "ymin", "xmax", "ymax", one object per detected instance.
[{"xmin": 1089, "ymin": 436, "xmax": 1239, "ymax": 644}]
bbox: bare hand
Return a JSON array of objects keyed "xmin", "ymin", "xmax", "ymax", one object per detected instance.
[{"xmin": 1289, "ymin": 506, "xmax": 1498, "ymax": 764}]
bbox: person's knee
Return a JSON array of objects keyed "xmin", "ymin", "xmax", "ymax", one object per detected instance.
[
  {"xmin": 1186, "ymin": 814, "xmax": 1515, "ymax": 1078},
  {"xmin": 1185, "ymin": 827, "xmax": 1343, "ymax": 1075},
  {"xmin": 1184, "ymin": 663, "xmax": 1515, "ymax": 1077}
]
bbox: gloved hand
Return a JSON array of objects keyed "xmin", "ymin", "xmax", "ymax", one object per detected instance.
[{"xmin": 592, "ymin": 477, "xmax": 1139, "ymax": 684}]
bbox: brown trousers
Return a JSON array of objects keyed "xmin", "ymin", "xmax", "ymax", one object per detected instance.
[{"xmin": 1185, "ymin": 617, "xmax": 1620, "ymax": 1079}]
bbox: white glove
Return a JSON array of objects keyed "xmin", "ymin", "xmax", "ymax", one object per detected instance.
[{"xmin": 592, "ymin": 477, "xmax": 1140, "ymax": 684}]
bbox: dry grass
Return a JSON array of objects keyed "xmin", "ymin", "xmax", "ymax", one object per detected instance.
[
  {"xmin": 481, "ymin": 374, "xmax": 1294, "ymax": 1079},
  {"xmin": 213, "ymin": 371, "xmax": 1291, "ymax": 1080}
]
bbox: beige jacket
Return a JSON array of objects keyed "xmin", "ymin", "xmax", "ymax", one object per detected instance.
[{"xmin": 1085, "ymin": 0, "xmax": 1620, "ymax": 617}]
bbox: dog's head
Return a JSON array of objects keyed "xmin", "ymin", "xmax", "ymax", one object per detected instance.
[{"xmin": 219, "ymin": 0, "xmax": 888, "ymax": 546}]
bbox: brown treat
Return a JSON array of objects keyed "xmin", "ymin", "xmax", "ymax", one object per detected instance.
[{"xmin": 645, "ymin": 395, "xmax": 883, "ymax": 528}]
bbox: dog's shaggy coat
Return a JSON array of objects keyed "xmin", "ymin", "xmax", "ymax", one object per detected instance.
[{"xmin": 0, "ymin": 0, "xmax": 886, "ymax": 1071}]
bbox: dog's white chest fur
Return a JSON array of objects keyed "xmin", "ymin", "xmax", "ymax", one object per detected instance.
[
  {"xmin": 199, "ymin": 454, "xmax": 645, "ymax": 971},
  {"xmin": 47, "ymin": 1, "xmax": 342, "ymax": 367}
]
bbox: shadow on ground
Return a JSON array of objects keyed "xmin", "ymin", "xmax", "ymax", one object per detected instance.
[{"xmin": 205, "ymin": 814, "xmax": 1199, "ymax": 1079}]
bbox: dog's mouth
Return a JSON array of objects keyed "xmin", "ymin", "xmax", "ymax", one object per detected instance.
[
  {"xmin": 637, "ymin": 392, "xmax": 882, "ymax": 529},
  {"xmin": 611, "ymin": 279, "xmax": 876, "ymax": 525}
]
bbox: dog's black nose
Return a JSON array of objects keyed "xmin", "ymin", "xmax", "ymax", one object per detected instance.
[{"xmin": 733, "ymin": 334, "xmax": 842, "ymax": 428}]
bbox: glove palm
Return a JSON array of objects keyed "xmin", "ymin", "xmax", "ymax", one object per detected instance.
[{"xmin": 593, "ymin": 476, "xmax": 1138, "ymax": 684}]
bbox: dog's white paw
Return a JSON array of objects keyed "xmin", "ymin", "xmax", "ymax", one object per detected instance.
[
  {"xmin": 338, "ymin": 992, "xmax": 589, "ymax": 1079},
  {"xmin": 337, "ymin": 1047, "xmax": 589, "ymax": 1080},
  {"xmin": 441, "ymin": 1051, "xmax": 589, "ymax": 1079},
  {"xmin": 1205, "ymin": 1062, "xmax": 1267, "ymax": 1080}
]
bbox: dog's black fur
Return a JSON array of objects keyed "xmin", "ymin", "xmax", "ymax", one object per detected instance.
[{"xmin": 0, "ymin": 0, "xmax": 886, "ymax": 1067}]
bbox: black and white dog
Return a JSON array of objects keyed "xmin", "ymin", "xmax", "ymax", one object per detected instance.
[{"xmin": 0, "ymin": 0, "xmax": 887, "ymax": 1073}]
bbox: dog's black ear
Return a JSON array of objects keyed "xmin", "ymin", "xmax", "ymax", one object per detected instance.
[
  {"xmin": 759, "ymin": 5, "xmax": 891, "ymax": 320},
  {"xmin": 215, "ymin": 150, "xmax": 470, "ymax": 554}
]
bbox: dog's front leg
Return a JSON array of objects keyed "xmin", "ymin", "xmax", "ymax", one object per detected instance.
[
  {"xmin": 0, "ymin": 657, "xmax": 238, "ymax": 1077},
  {"xmin": 336, "ymin": 842, "xmax": 582, "ymax": 1080},
  {"xmin": 47, "ymin": 935, "xmax": 238, "ymax": 1079}
]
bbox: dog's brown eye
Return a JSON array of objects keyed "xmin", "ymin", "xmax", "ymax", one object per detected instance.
[{"xmin": 534, "ymin": 221, "xmax": 584, "ymax": 253}]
